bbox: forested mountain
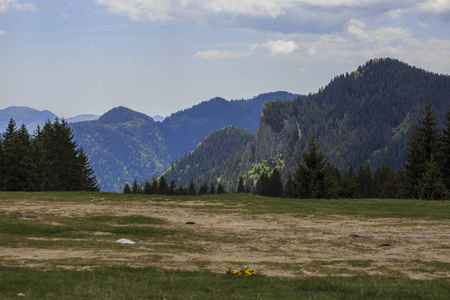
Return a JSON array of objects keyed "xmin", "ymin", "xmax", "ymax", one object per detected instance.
[
  {"xmin": 71, "ymin": 92, "xmax": 295, "ymax": 191},
  {"xmin": 0, "ymin": 106, "xmax": 58, "ymax": 133},
  {"xmin": 161, "ymin": 92, "xmax": 296, "ymax": 157},
  {"xmin": 161, "ymin": 58, "xmax": 450, "ymax": 191},
  {"xmin": 162, "ymin": 126, "xmax": 255, "ymax": 192}
]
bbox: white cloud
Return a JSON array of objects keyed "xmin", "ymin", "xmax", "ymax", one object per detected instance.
[
  {"xmin": 0, "ymin": 0, "xmax": 37, "ymax": 13},
  {"xmin": 0, "ymin": 29, "xmax": 5, "ymax": 35},
  {"xmin": 194, "ymin": 50, "xmax": 251, "ymax": 59},
  {"xmin": 263, "ymin": 39, "xmax": 299, "ymax": 55},
  {"xmin": 414, "ymin": 0, "xmax": 450, "ymax": 16},
  {"xmin": 94, "ymin": 1, "xmax": 450, "ymax": 34}
]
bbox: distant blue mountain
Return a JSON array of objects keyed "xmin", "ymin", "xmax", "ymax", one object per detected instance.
[
  {"xmin": 0, "ymin": 106, "xmax": 58, "ymax": 133},
  {"xmin": 152, "ymin": 115, "xmax": 165, "ymax": 122},
  {"xmin": 67, "ymin": 114, "xmax": 100, "ymax": 123}
]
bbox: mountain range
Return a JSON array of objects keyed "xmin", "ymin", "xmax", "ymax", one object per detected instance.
[
  {"xmin": 2, "ymin": 58, "xmax": 449, "ymax": 193},
  {"xmin": 162, "ymin": 58, "xmax": 450, "ymax": 191}
]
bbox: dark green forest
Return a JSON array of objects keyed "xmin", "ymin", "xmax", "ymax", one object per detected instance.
[
  {"xmin": 161, "ymin": 126, "xmax": 255, "ymax": 192},
  {"xmin": 260, "ymin": 58, "xmax": 449, "ymax": 172},
  {"xmin": 0, "ymin": 118, "xmax": 99, "ymax": 192}
]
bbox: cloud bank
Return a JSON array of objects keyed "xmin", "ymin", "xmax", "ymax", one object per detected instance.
[{"xmin": 95, "ymin": 0, "xmax": 450, "ymax": 34}]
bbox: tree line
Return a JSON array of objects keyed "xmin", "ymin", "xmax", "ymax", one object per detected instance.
[
  {"xmin": 0, "ymin": 118, "xmax": 99, "ymax": 192},
  {"xmin": 255, "ymin": 100, "xmax": 449, "ymax": 200},
  {"xmin": 124, "ymin": 176, "xmax": 226, "ymax": 196}
]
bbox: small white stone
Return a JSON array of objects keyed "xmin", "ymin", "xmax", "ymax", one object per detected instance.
[{"xmin": 115, "ymin": 238, "xmax": 135, "ymax": 244}]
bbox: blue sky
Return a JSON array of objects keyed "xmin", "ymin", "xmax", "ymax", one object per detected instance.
[{"xmin": 1, "ymin": 0, "xmax": 449, "ymax": 118}]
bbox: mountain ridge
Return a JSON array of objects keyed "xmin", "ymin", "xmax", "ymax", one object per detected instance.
[{"xmin": 162, "ymin": 58, "xmax": 450, "ymax": 190}]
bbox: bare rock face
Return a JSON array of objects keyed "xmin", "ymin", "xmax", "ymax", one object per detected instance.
[{"xmin": 240, "ymin": 117, "xmax": 300, "ymax": 173}]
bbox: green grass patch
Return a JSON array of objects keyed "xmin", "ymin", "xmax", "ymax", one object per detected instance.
[{"xmin": 0, "ymin": 265, "xmax": 449, "ymax": 300}]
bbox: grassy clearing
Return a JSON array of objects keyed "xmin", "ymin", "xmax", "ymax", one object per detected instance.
[
  {"xmin": 1, "ymin": 265, "xmax": 449, "ymax": 300},
  {"xmin": 0, "ymin": 192, "xmax": 449, "ymax": 298}
]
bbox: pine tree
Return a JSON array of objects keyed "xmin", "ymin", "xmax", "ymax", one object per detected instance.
[
  {"xmin": 236, "ymin": 177, "xmax": 245, "ymax": 193},
  {"xmin": 339, "ymin": 166, "xmax": 357, "ymax": 198},
  {"xmin": 159, "ymin": 176, "xmax": 168, "ymax": 195},
  {"xmin": 294, "ymin": 135, "xmax": 328, "ymax": 198},
  {"xmin": 442, "ymin": 108, "xmax": 450, "ymax": 190},
  {"xmin": 124, "ymin": 183, "xmax": 132, "ymax": 194},
  {"xmin": 199, "ymin": 182, "xmax": 208, "ymax": 195},
  {"xmin": 31, "ymin": 125, "xmax": 46, "ymax": 191},
  {"xmin": 76, "ymin": 147, "xmax": 99, "ymax": 191},
  {"xmin": 255, "ymin": 172, "xmax": 269, "ymax": 196},
  {"xmin": 144, "ymin": 181, "xmax": 152, "ymax": 194},
  {"xmin": 217, "ymin": 182, "xmax": 225, "ymax": 194},
  {"xmin": 1, "ymin": 119, "xmax": 20, "ymax": 191},
  {"xmin": 283, "ymin": 173, "xmax": 297, "ymax": 198},
  {"xmin": 188, "ymin": 179, "xmax": 197, "ymax": 195},
  {"xmin": 381, "ymin": 170, "xmax": 400, "ymax": 199},
  {"xmin": 404, "ymin": 99, "xmax": 441, "ymax": 198},
  {"xmin": 151, "ymin": 179, "xmax": 159, "ymax": 194},
  {"xmin": 372, "ymin": 165, "xmax": 391, "ymax": 198},
  {"xmin": 209, "ymin": 183, "xmax": 216, "ymax": 194},
  {"xmin": 169, "ymin": 180, "xmax": 176, "ymax": 195},
  {"xmin": 132, "ymin": 179, "xmax": 139, "ymax": 194},
  {"xmin": 417, "ymin": 157, "xmax": 449, "ymax": 200},
  {"xmin": 268, "ymin": 168, "xmax": 283, "ymax": 197},
  {"xmin": 356, "ymin": 164, "xmax": 372, "ymax": 198}
]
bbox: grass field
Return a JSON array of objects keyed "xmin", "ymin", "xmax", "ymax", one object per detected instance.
[{"xmin": 0, "ymin": 192, "xmax": 449, "ymax": 299}]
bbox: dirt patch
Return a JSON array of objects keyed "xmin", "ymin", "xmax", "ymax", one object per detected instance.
[{"xmin": 1, "ymin": 198, "xmax": 449, "ymax": 279}]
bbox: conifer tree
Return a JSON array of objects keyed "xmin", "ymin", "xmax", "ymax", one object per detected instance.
[
  {"xmin": 268, "ymin": 168, "xmax": 283, "ymax": 197},
  {"xmin": 209, "ymin": 183, "xmax": 216, "ymax": 194},
  {"xmin": 339, "ymin": 166, "xmax": 357, "ymax": 198},
  {"xmin": 381, "ymin": 169, "xmax": 400, "ymax": 199},
  {"xmin": 442, "ymin": 108, "xmax": 450, "ymax": 190},
  {"xmin": 404, "ymin": 99, "xmax": 441, "ymax": 198},
  {"xmin": 124, "ymin": 183, "xmax": 131, "ymax": 194},
  {"xmin": 255, "ymin": 172, "xmax": 269, "ymax": 196},
  {"xmin": 77, "ymin": 147, "xmax": 99, "ymax": 191},
  {"xmin": 356, "ymin": 164, "xmax": 372, "ymax": 198},
  {"xmin": 199, "ymin": 182, "xmax": 208, "ymax": 195},
  {"xmin": 236, "ymin": 177, "xmax": 245, "ymax": 193},
  {"xmin": 159, "ymin": 176, "xmax": 168, "ymax": 195},
  {"xmin": 417, "ymin": 157, "xmax": 449, "ymax": 200},
  {"xmin": 151, "ymin": 179, "xmax": 159, "ymax": 194},
  {"xmin": 294, "ymin": 135, "xmax": 328, "ymax": 198},
  {"xmin": 1, "ymin": 119, "xmax": 20, "ymax": 191},
  {"xmin": 372, "ymin": 165, "xmax": 391, "ymax": 198},
  {"xmin": 217, "ymin": 182, "xmax": 225, "ymax": 194},
  {"xmin": 31, "ymin": 125, "xmax": 46, "ymax": 191},
  {"xmin": 132, "ymin": 179, "xmax": 139, "ymax": 194},
  {"xmin": 169, "ymin": 180, "xmax": 176, "ymax": 195},
  {"xmin": 144, "ymin": 181, "xmax": 152, "ymax": 194},
  {"xmin": 283, "ymin": 173, "xmax": 297, "ymax": 198},
  {"xmin": 188, "ymin": 179, "xmax": 197, "ymax": 195}
]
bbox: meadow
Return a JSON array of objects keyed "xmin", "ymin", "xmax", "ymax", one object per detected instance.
[{"xmin": 0, "ymin": 192, "xmax": 449, "ymax": 299}]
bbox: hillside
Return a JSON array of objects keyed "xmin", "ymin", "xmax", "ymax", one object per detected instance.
[
  {"xmin": 250, "ymin": 58, "xmax": 449, "ymax": 174},
  {"xmin": 162, "ymin": 126, "xmax": 255, "ymax": 191},
  {"xmin": 71, "ymin": 92, "xmax": 295, "ymax": 191},
  {"xmin": 166, "ymin": 58, "xmax": 450, "ymax": 189}
]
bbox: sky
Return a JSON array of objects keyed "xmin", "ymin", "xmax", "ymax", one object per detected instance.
[{"xmin": 1, "ymin": 0, "xmax": 449, "ymax": 118}]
